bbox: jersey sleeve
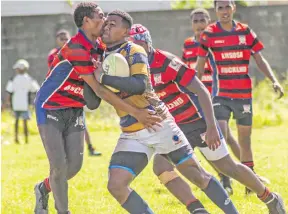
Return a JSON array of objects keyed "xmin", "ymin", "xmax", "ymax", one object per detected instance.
[
  {"xmin": 128, "ymin": 45, "xmax": 149, "ymax": 76},
  {"xmin": 181, "ymin": 42, "xmax": 187, "ymax": 63},
  {"xmin": 249, "ymin": 28, "xmax": 264, "ymax": 54},
  {"xmin": 163, "ymin": 52, "xmax": 197, "ymax": 87},
  {"xmin": 198, "ymin": 31, "xmax": 210, "ymax": 57},
  {"xmin": 30, "ymin": 79, "xmax": 40, "ymax": 93},
  {"xmin": 63, "ymin": 43, "xmax": 95, "ymax": 76},
  {"xmin": 5, "ymin": 80, "xmax": 13, "ymax": 93}
]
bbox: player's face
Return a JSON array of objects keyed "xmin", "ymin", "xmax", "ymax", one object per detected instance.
[
  {"xmin": 191, "ymin": 13, "xmax": 209, "ymax": 37},
  {"xmin": 56, "ymin": 33, "xmax": 70, "ymax": 48},
  {"xmin": 132, "ymin": 40, "xmax": 149, "ymax": 53},
  {"xmin": 215, "ymin": 1, "xmax": 235, "ymax": 24},
  {"xmin": 102, "ymin": 15, "xmax": 128, "ymax": 45},
  {"xmin": 86, "ymin": 7, "xmax": 105, "ymax": 37}
]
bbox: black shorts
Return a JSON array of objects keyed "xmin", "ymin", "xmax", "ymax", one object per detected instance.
[{"xmin": 213, "ymin": 96, "xmax": 253, "ymax": 126}]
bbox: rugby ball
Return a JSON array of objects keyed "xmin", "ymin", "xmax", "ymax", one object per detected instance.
[{"xmin": 102, "ymin": 53, "xmax": 130, "ymax": 92}]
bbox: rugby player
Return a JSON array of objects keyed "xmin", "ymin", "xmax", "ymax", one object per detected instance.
[
  {"xmin": 95, "ymin": 10, "xmax": 238, "ymax": 214},
  {"xmin": 129, "ymin": 23, "xmax": 286, "ymax": 214},
  {"xmin": 195, "ymin": 0, "xmax": 284, "ymax": 194},
  {"xmin": 48, "ymin": 29, "xmax": 102, "ymax": 156},
  {"xmin": 182, "ymin": 8, "xmax": 238, "ymax": 194},
  {"xmin": 34, "ymin": 3, "xmax": 161, "ymax": 214}
]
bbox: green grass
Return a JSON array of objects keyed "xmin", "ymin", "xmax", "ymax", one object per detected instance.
[
  {"xmin": 2, "ymin": 79, "xmax": 288, "ymax": 213},
  {"xmin": 2, "ymin": 125, "xmax": 288, "ymax": 214}
]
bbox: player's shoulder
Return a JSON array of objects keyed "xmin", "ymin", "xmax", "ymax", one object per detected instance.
[
  {"xmin": 128, "ymin": 42, "xmax": 147, "ymax": 56},
  {"xmin": 204, "ymin": 22, "xmax": 218, "ymax": 35},
  {"xmin": 235, "ymin": 21, "xmax": 250, "ymax": 31},
  {"xmin": 48, "ymin": 48, "xmax": 58, "ymax": 56},
  {"xmin": 184, "ymin": 37, "xmax": 196, "ymax": 46},
  {"xmin": 157, "ymin": 49, "xmax": 176, "ymax": 60}
]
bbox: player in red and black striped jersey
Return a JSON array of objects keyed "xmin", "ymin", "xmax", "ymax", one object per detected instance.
[
  {"xmin": 33, "ymin": 3, "xmax": 162, "ymax": 214},
  {"xmin": 183, "ymin": 8, "xmax": 241, "ymax": 196},
  {"xmin": 131, "ymin": 23, "xmax": 286, "ymax": 214},
  {"xmin": 196, "ymin": 1, "xmax": 285, "ymax": 201},
  {"xmin": 47, "ymin": 30, "xmax": 70, "ymax": 68}
]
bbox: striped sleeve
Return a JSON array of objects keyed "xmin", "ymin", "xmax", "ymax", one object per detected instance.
[
  {"xmin": 63, "ymin": 42, "xmax": 94, "ymax": 75},
  {"xmin": 198, "ymin": 31, "xmax": 210, "ymax": 57},
  {"xmin": 129, "ymin": 45, "xmax": 149, "ymax": 76},
  {"xmin": 249, "ymin": 28, "xmax": 264, "ymax": 54},
  {"xmin": 163, "ymin": 53, "xmax": 196, "ymax": 87}
]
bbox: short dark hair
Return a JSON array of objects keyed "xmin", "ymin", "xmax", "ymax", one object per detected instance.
[
  {"xmin": 214, "ymin": 0, "xmax": 235, "ymax": 8},
  {"xmin": 190, "ymin": 8, "xmax": 210, "ymax": 20},
  {"xmin": 56, "ymin": 29, "xmax": 69, "ymax": 37},
  {"xmin": 73, "ymin": 2, "xmax": 99, "ymax": 28},
  {"xmin": 108, "ymin": 10, "xmax": 133, "ymax": 29}
]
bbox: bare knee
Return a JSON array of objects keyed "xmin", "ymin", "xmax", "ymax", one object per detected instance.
[
  {"xmin": 67, "ymin": 158, "xmax": 83, "ymax": 180},
  {"xmin": 153, "ymin": 154, "xmax": 174, "ymax": 176},
  {"xmin": 177, "ymin": 158, "xmax": 211, "ymax": 189},
  {"xmin": 213, "ymin": 156, "xmax": 240, "ymax": 179},
  {"xmin": 50, "ymin": 162, "xmax": 68, "ymax": 179},
  {"xmin": 107, "ymin": 176, "xmax": 128, "ymax": 199}
]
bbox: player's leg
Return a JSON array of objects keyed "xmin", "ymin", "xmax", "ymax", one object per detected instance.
[
  {"xmin": 227, "ymin": 125, "xmax": 240, "ymax": 160},
  {"xmin": 213, "ymin": 97, "xmax": 234, "ymax": 194},
  {"xmin": 233, "ymin": 99, "xmax": 270, "ymax": 194},
  {"xmin": 22, "ymin": 111, "xmax": 31, "ymax": 144},
  {"xmin": 153, "ymin": 154, "xmax": 208, "ymax": 213},
  {"xmin": 108, "ymin": 134, "xmax": 154, "ymax": 213},
  {"xmin": 64, "ymin": 108, "xmax": 85, "ymax": 180},
  {"xmin": 211, "ymin": 151, "xmax": 286, "ymax": 213},
  {"xmin": 14, "ymin": 111, "xmax": 20, "ymax": 144},
  {"xmin": 156, "ymin": 119, "xmax": 238, "ymax": 214},
  {"xmin": 34, "ymin": 109, "xmax": 66, "ymax": 214},
  {"xmin": 84, "ymin": 127, "xmax": 101, "ymax": 156}
]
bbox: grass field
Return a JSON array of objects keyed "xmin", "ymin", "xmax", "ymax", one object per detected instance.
[{"xmin": 1, "ymin": 80, "xmax": 288, "ymax": 214}]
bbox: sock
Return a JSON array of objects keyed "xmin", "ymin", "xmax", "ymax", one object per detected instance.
[
  {"xmin": 202, "ymin": 176, "xmax": 238, "ymax": 214},
  {"xmin": 88, "ymin": 143, "xmax": 94, "ymax": 151},
  {"xmin": 40, "ymin": 178, "xmax": 51, "ymax": 194},
  {"xmin": 186, "ymin": 199, "xmax": 207, "ymax": 213},
  {"xmin": 122, "ymin": 190, "xmax": 154, "ymax": 214},
  {"xmin": 258, "ymin": 187, "xmax": 273, "ymax": 203},
  {"xmin": 242, "ymin": 161, "xmax": 254, "ymax": 172}
]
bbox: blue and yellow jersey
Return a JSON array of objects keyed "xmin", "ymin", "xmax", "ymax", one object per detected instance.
[{"xmin": 105, "ymin": 41, "xmax": 169, "ymax": 132}]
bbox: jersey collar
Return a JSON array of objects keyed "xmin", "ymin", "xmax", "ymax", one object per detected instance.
[
  {"xmin": 217, "ymin": 20, "xmax": 236, "ymax": 32},
  {"xmin": 77, "ymin": 29, "xmax": 98, "ymax": 49}
]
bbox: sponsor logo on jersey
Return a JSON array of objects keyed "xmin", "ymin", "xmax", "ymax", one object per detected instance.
[
  {"xmin": 153, "ymin": 73, "xmax": 164, "ymax": 84},
  {"xmin": 167, "ymin": 97, "xmax": 184, "ymax": 110},
  {"xmin": 221, "ymin": 51, "xmax": 243, "ymax": 59},
  {"xmin": 64, "ymin": 85, "xmax": 83, "ymax": 96},
  {"xmin": 238, "ymin": 35, "xmax": 247, "ymax": 45},
  {"xmin": 221, "ymin": 66, "xmax": 247, "ymax": 74},
  {"xmin": 214, "ymin": 40, "xmax": 225, "ymax": 44}
]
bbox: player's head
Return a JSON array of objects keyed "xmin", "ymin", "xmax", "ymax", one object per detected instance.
[
  {"xmin": 13, "ymin": 59, "xmax": 29, "ymax": 74},
  {"xmin": 190, "ymin": 8, "xmax": 210, "ymax": 37},
  {"xmin": 73, "ymin": 2, "xmax": 105, "ymax": 37},
  {"xmin": 214, "ymin": 0, "xmax": 236, "ymax": 24},
  {"xmin": 102, "ymin": 10, "xmax": 133, "ymax": 45},
  {"xmin": 55, "ymin": 29, "xmax": 70, "ymax": 48},
  {"xmin": 129, "ymin": 24, "xmax": 152, "ymax": 53}
]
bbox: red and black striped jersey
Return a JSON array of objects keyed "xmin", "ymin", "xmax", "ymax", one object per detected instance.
[
  {"xmin": 182, "ymin": 37, "xmax": 212, "ymax": 93},
  {"xmin": 199, "ymin": 21, "xmax": 264, "ymax": 99},
  {"xmin": 35, "ymin": 30, "xmax": 105, "ymax": 109},
  {"xmin": 149, "ymin": 49, "xmax": 203, "ymax": 124},
  {"xmin": 47, "ymin": 47, "xmax": 60, "ymax": 68}
]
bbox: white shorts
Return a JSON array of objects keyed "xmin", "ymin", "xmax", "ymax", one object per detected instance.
[
  {"xmin": 198, "ymin": 137, "xmax": 229, "ymax": 161},
  {"xmin": 113, "ymin": 118, "xmax": 191, "ymax": 161}
]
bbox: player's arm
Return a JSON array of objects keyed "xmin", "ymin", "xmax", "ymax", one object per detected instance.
[
  {"xmin": 4, "ymin": 80, "xmax": 13, "ymax": 109},
  {"xmin": 181, "ymin": 43, "xmax": 188, "ymax": 64},
  {"xmin": 169, "ymin": 57, "xmax": 220, "ymax": 150},
  {"xmin": 95, "ymin": 49, "xmax": 149, "ymax": 95},
  {"xmin": 196, "ymin": 32, "xmax": 210, "ymax": 79},
  {"xmin": 253, "ymin": 52, "xmax": 284, "ymax": 99}
]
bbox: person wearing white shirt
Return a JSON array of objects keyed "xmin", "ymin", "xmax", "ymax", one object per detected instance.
[{"xmin": 5, "ymin": 59, "xmax": 40, "ymax": 144}]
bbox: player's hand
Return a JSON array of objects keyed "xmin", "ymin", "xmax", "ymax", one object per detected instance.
[
  {"xmin": 133, "ymin": 109, "xmax": 162, "ymax": 132},
  {"xmin": 272, "ymin": 81, "xmax": 284, "ymax": 99},
  {"xmin": 204, "ymin": 125, "xmax": 221, "ymax": 151},
  {"xmin": 92, "ymin": 60, "xmax": 104, "ymax": 83}
]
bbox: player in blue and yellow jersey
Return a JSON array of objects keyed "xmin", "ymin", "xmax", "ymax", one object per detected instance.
[
  {"xmin": 33, "ymin": 3, "xmax": 162, "ymax": 214},
  {"xmin": 94, "ymin": 10, "xmax": 238, "ymax": 214}
]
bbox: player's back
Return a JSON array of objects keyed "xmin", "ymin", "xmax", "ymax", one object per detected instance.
[{"xmin": 105, "ymin": 41, "xmax": 170, "ymax": 132}]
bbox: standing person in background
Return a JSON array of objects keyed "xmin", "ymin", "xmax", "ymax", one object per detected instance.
[
  {"xmin": 48, "ymin": 29, "xmax": 102, "ymax": 156},
  {"xmin": 196, "ymin": 0, "xmax": 284, "ymax": 195},
  {"xmin": 182, "ymin": 7, "xmax": 238, "ymax": 195},
  {"xmin": 5, "ymin": 59, "xmax": 40, "ymax": 144}
]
